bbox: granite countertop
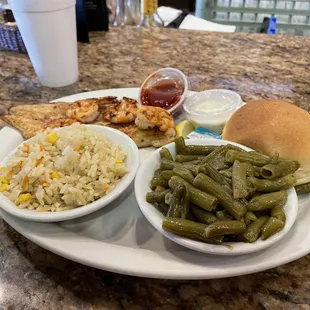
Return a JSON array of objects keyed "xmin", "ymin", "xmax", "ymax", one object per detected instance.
[{"xmin": 1, "ymin": 27, "xmax": 310, "ymax": 309}]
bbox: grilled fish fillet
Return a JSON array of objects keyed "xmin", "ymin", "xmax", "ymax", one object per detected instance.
[
  {"xmin": 2, "ymin": 114, "xmax": 45, "ymax": 139},
  {"xmin": 2, "ymin": 102, "xmax": 71, "ymax": 138},
  {"xmin": 95, "ymin": 122, "xmax": 175, "ymax": 148}
]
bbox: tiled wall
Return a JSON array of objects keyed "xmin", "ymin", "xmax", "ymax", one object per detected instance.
[{"xmin": 196, "ymin": 0, "xmax": 310, "ymax": 35}]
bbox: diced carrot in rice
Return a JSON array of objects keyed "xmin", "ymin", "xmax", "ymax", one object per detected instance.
[
  {"xmin": 6, "ymin": 170, "xmax": 14, "ymax": 178},
  {"xmin": 36, "ymin": 158, "xmax": 42, "ymax": 166},
  {"xmin": 24, "ymin": 144, "xmax": 30, "ymax": 153},
  {"xmin": 22, "ymin": 176, "xmax": 29, "ymax": 192}
]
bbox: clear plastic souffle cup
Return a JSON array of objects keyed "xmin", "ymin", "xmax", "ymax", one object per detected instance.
[
  {"xmin": 138, "ymin": 68, "xmax": 189, "ymax": 115},
  {"xmin": 184, "ymin": 89, "xmax": 243, "ymax": 134}
]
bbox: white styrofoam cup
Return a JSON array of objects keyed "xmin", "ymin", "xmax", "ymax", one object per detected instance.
[{"xmin": 8, "ymin": 0, "xmax": 78, "ymax": 87}]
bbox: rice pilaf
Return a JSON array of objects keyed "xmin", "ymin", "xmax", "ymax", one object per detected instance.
[{"xmin": 0, "ymin": 123, "xmax": 128, "ymax": 212}]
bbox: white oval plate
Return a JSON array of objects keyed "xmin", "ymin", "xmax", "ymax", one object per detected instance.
[
  {"xmin": 135, "ymin": 139, "xmax": 298, "ymax": 255},
  {"xmin": 0, "ymin": 125, "xmax": 139, "ymax": 222},
  {"xmin": 0, "ymin": 88, "xmax": 309, "ymax": 280}
]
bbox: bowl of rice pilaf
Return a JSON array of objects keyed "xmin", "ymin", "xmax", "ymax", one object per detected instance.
[{"xmin": 0, "ymin": 123, "xmax": 139, "ymax": 222}]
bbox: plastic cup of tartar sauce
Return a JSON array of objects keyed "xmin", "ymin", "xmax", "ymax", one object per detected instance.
[{"xmin": 184, "ymin": 89, "xmax": 243, "ymax": 134}]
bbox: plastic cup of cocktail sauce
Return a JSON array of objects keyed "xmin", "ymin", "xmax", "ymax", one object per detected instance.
[{"xmin": 139, "ymin": 68, "xmax": 189, "ymax": 115}]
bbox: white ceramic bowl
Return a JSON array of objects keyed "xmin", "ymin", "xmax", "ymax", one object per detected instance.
[
  {"xmin": 135, "ymin": 139, "xmax": 298, "ymax": 256},
  {"xmin": 0, "ymin": 125, "xmax": 139, "ymax": 222}
]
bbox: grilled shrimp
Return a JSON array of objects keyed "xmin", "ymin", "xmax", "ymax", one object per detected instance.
[
  {"xmin": 67, "ymin": 99, "xmax": 100, "ymax": 123},
  {"xmin": 103, "ymin": 97, "xmax": 138, "ymax": 124},
  {"xmin": 135, "ymin": 106, "xmax": 176, "ymax": 137}
]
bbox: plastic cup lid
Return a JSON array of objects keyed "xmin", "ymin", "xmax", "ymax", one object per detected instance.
[{"xmin": 8, "ymin": 0, "xmax": 76, "ymax": 12}]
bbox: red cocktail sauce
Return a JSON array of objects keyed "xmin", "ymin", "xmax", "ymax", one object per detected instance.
[{"xmin": 141, "ymin": 77, "xmax": 185, "ymax": 109}]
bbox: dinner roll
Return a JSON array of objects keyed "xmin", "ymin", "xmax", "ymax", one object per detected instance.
[{"xmin": 222, "ymin": 99, "xmax": 310, "ymax": 184}]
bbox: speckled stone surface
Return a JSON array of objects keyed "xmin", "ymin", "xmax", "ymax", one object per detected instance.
[{"xmin": 1, "ymin": 27, "xmax": 310, "ymax": 310}]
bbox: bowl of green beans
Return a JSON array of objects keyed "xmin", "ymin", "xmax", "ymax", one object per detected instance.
[{"xmin": 135, "ymin": 137, "xmax": 299, "ymax": 255}]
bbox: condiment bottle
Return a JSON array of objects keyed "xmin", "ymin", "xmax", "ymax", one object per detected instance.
[
  {"xmin": 0, "ymin": 2, "xmax": 15, "ymax": 23},
  {"xmin": 137, "ymin": 0, "xmax": 163, "ymax": 28},
  {"xmin": 113, "ymin": 0, "xmax": 137, "ymax": 26}
]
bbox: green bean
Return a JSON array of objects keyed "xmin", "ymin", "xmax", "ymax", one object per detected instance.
[
  {"xmin": 202, "ymin": 163, "xmax": 231, "ymax": 188},
  {"xmin": 193, "ymin": 173, "xmax": 247, "ymax": 220},
  {"xmin": 162, "ymin": 217, "xmax": 223, "ymax": 244},
  {"xmin": 201, "ymin": 145, "xmax": 228, "ymax": 165},
  {"xmin": 174, "ymin": 136, "xmax": 217, "ymax": 155},
  {"xmin": 167, "ymin": 184, "xmax": 184, "ymax": 218},
  {"xmin": 175, "ymin": 136, "xmax": 187, "ymax": 154},
  {"xmin": 225, "ymin": 150, "xmax": 271, "ymax": 167},
  {"xmin": 216, "ymin": 210, "xmax": 233, "ymax": 221},
  {"xmin": 261, "ymin": 217, "xmax": 285, "ymax": 240},
  {"xmin": 248, "ymin": 174, "xmax": 296, "ymax": 192},
  {"xmin": 232, "ymin": 160, "xmax": 248, "ymax": 199},
  {"xmin": 175, "ymin": 155, "xmax": 204, "ymax": 162},
  {"xmin": 244, "ymin": 211, "xmax": 258, "ymax": 225},
  {"xmin": 191, "ymin": 205, "xmax": 218, "ymax": 224},
  {"xmin": 224, "ymin": 177, "xmax": 232, "ymax": 186},
  {"xmin": 165, "ymin": 191, "xmax": 172, "ymax": 205},
  {"xmin": 254, "ymin": 210, "xmax": 270, "ymax": 217},
  {"xmin": 150, "ymin": 176, "xmax": 168, "ymax": 189},
  {"xmin": 153, "ymin": 169, "xmax": 162, "ymax": 177},
  {"xmin": 248, "ymin": 151, "xmax": 271, "ymax": 160},
  {"xmin": 186, "ymin": 210, "xmax": 197, "ymax": 221},
  {"xmin": 146, "ymin": 190, "xmax": 170, "ymax": 203},
  {"xmin": 185, "ymin": 145, "xmax": 218, "ymax": 156},
  {"xmin": 239, "ymin": 198, "xmax": 248, "ymax": 206},
  {"xmin": 219, "ymin": 169, "xmax": 232, "ymax": 179},
  {"xmin": 295, "ymin": 182, "xmax": 310, "ymax": 195},
  {"xmin": 183, "ymin": 159, "xmax": 203, "ymax": 165},
  {"xmin": 204, "ymin": 220, "xmax": 246, "ymax": 237},
  {"xmin": 160, "ymin": 158, "xmax": 200, "ymax": 176},
  {"xmin": 260, "ymin": 161, "xmax": 300, "ymax": 179},
  {"xmin": 271, "ymin": 206, "xmax": 286, "ymax": 222},
  {"xmin": 169, "ymin": 176, "xmax": 218, "ymax": 211},
  {"xmin": 156, "ymin": 202, "xmax": 169, "ymax": 215},
  {"xmin": 162, "ymin": 167, "xmax": 195, "ymax": 183},
  {"xmin": 210, "ymin": 154, "xmax": 230, "ymax": 170},
  {"xmin": 226, "ymin": 144, "xmax": 247, "ymax": 153},
  {"xmin": 240, "ymin": 216, "xmax": 269, "ymax": 243},
  {"xmin": 248, "ymin": 190, "xmax": 287, "ymax": 211},
  {"xmin": 155, "ymin": 186, "xmax": 166, "ymax": 192},
  {"xmin": 180, "ymin": 186, "xmax": 190, "ymax": 219},
  {"xmin": 270, "ymin": 153, "xmax": 280, "ymax": 164},
  {"xmin": 161, "ymin": 170, "xmax": 176, "ymax": 181},
  {"xmin": 160, "ymin": 147, "xmax": 173, "ymax": 161},
  {"xmin": 246, "ymin": 179, "xmax": 257, "ymax": 197},
  {"xmin": 244, "ymin": 163, "xmax": 261, "ymax": 177},
  {"xmin": 173, "ymin": 167, "xmax": 194, "ymax": 184},
  {"xmin": 160, "ymin": 158, "xmax": 176, "ymax": 170}
]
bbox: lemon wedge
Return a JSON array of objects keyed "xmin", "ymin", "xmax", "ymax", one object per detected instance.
[{"xmin": 176, "ymin": 120, "xmax": 195, "ymax": 138}]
